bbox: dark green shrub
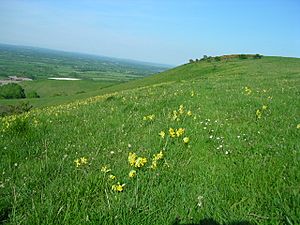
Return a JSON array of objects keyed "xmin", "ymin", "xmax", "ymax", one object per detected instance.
[
  {"xmin": 76, "ymin": 91, "xmax": 86, "ymax": 95},
  {"xmin": 215, "ymin": 56, "xmax": 221, "ymax": 61},
  {"xmin": 0, "ymin": 83, "xmax": 26, "ymax": 99},
  {"xmin": 254, "ymin": 54, "xmax": 263, "ymax": 59},
  {"xmin": 206, "ymin": 56, "xmax": 213, "ymax": 62},
  {"xmin": 239, "ymin": 54, "xmax": 248, "ymax": 59}
]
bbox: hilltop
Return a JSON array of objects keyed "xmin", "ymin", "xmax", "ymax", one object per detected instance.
[{"xmin": 0, "ymin": 55, "xmax": 299, "ymax": 224}]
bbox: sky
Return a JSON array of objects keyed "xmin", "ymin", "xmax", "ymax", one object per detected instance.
[{"xmin": 0, "ymin": 0, "xmax": 299, "ymax": 65}]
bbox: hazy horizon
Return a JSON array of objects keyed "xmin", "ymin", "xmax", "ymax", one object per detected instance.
[{"xmin": 0, "ymin": 0, "xmax": 299, "ymax": 65}]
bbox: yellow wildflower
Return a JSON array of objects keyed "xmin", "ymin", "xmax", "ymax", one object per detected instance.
[
  {"xmin": 244, "ymin": 86, "xmax": 252, "ymax": 95},
  {"xmin": 191, "ymin": 91, "xmax": 195, "ymax": 97},
  {"xmin": 256, "ymin": 109, "xmax": 262, "ymax": 119},
  {"xmin": 144, "ymin": 114, "xmax": 155, "ymax": 121},
  {"xmin": 109, "ymin": 175, "xmax": 116, "ymax": 180},
  {"xmin": 129, "ymin": 170, "xmax": 137, "ymax": 178},
  {"xmin": 135, "ymin": 157, "xmax": 147, "ymax": 168},
  {"xmin": 159, "ymin": 131, "xmax": 165, "ymax": 139},
  {"xmin": 80, "ymin": 157, "xmax": 88, "ymax": 165},
  {"xmin": 150, "ymin": 151, "xmax": 164, "ymax": 169},
  {"xmin": 183, "ymin": 137, "xmax": 190, "ymax": 144},
  {"xmin": 176, "ymin": 128, "xmax": 185, "ymax": 137},
  {"xmin": 179, "ymin": 105, "xmax": 184, "ymax": 114},
  {"xmin": 150, "ymin": 160, "xmax": 157, "ymax": 169},
  {"xmin": 153, "ymin": 151, "xmax": 163, "ymax": 161},
  {"xmin": 128, "ymin": 152, "xmax": 137, "ymax": 166},
  {"xmin": 172, "ymin": 110, "xmax": 178, "ymax": 121},
  {"xmin": 187, "ymin": 110, "xmax": 192, "ymax": 116},
  {"xmin": 74, "ymin": 157, "xmax": 88, "ymax": 167},
  {"xmin": 74, "ymin": 159, "xmax": 81, "ymax": 167},
  {"xmin": 101, "ymin": 165, "xmax": 111, "ymax": 173},
  {"xmin": 297, "ymin": 124, "xmax": 300, "ymax": 129},
  {"xmin": 148, "ymin": 114, "xmax": 155, "ymax": 121},
  {"xmin": 112, "ymin": 182, "xmax": 125, "ymax": 192},
  {"xmin": 169, "ymin": 128, "xmax": 176, "ymax": 138},
  {"xmin": 262, "ymin": 105, "xmax": 267, "ymax": 110}
]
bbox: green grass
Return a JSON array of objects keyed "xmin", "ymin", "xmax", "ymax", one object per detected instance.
[
  {"xmin": 0, "ymin": 79, "xmax": 120, "ymax": 108},
  {"xmin": 21, "ymin": 79, "xmax": 119, "ymax": 98},
  {"xmin": 0, "ymin": 56, "xmax": 299, "ymax": 224}
]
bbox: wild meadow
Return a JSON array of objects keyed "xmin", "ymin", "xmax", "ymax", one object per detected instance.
[{"xmin": 0, "ymin": 56, "xmax": 299, "ymax": 224}]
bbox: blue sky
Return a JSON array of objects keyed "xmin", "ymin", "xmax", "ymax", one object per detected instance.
[{"xmin": 0, "ymin": 0, "xmax": 299, "ymax": 65}]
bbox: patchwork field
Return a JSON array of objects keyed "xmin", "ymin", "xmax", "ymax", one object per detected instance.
[
  {"xmin": 0, "ymin": 56, "xmax": 299, "ymax": 224},
  {"xmin": 0, "ymin": 44, "xmax": 169, "ymax": 81}
]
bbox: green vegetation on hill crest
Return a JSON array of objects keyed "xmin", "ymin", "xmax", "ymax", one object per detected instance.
[{"xmin": 1, "ymin": 55, "xmax": 299, "ymax": 224}]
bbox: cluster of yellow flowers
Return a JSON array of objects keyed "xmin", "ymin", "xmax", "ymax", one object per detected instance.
[
  {"xmin": 0, "ymin": 113, "xmax": 30, "ymax": 133},
  {"xmin": 244, "ymin": 86, "xmax": 252, "ymax": 95},
  {"xmin": 169, "ymin": 127, "xmax": 185, "ymax": 138},
  {"xmin": 150, "ymin": 151, "xmax": 164, "ymax": 169},
  {"xmin": 171, "ymin": 105, "xmax": 192, "ymax": 121},
  {"xmin": 112, "ymin": 182, "xmax": 125, "ymax": 192},
  {"xmin": 160, "ymin": 128, "xmax": 189, "ymax": 144},
  {"xmin": 256, "ymin": 105, "xmax": 268, "ymax": 119},
  {"xmin": 143, "ymin": 114, "xmax": 155, "ymax": 121},
  {"xmin": 101, "ymin": 150, "xmax": 164, "ymax": 193},
  {"xmin": 129, "ymin": 170, "xmax": 137, "ymax": 178},
  {"xmin": 74, "ymin": 157, "xmax": 88, "ymax": 167},
  {"xmin": 101, "ymin": 165, "xmax": 125, "ymax": 192},
  {"xmin": 0, "ymin": 92, "xmax": 117, "ymax": 134},
  {"xmin": 101, "ymin": 165, "xmax": 111, "ymax": 173},
  {"xmin": 128, "ymin": 152, "xmax": 147, "ymax": 168},
  {"xmin": 159, "ymin": 131, "xmax": 166, "ymax": 138},
  {"xmin": 72, "ymin": 102, "xmax": 193, "ymax": 194}
]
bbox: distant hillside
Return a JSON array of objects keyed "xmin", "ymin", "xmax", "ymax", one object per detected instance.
[{"xmin": 0, "ymin": 43, "xmax": 171, "ymax": 81}]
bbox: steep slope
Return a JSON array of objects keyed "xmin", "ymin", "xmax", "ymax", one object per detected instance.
[{"xmin": 1, "ymin": 56, "xmax": 299, "ymax": 224}]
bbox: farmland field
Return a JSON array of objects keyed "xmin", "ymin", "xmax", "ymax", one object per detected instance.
[
  {"xmin": 0, "ymin": 44, "xmax": 170, "ymax": 81},
  {"xmin": 0, "ymin": 44, "xmax": 170, "ymax": 108},
  {"xmin": 0, "ymin": 56, "xmax": 299, "ymax": 224}
]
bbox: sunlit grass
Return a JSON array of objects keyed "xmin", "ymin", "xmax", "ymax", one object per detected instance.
[{"xmin": 0, "ymin": 57, "xmax": 299, "ymax": 224}]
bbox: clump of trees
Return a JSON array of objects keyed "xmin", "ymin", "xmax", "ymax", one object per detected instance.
[
  {"xmin": 0, "ymin": 83, "xmax": 26, "ymax": 99},
  {"xmin": 189, "ymin": 54, "xmax": 263, "ymax": 64},
  {"xmin": 0, "ymin": 83, "xmax": 39, "ymax": 99}
]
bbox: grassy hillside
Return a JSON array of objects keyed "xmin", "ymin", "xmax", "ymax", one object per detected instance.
[
  {"xmin": 0, "ymin": 56, "xmax": 299, "ymax": 224},
  {"xmin": 2, "ymin": 56, "xmax": 296, "ymax": 108}
]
